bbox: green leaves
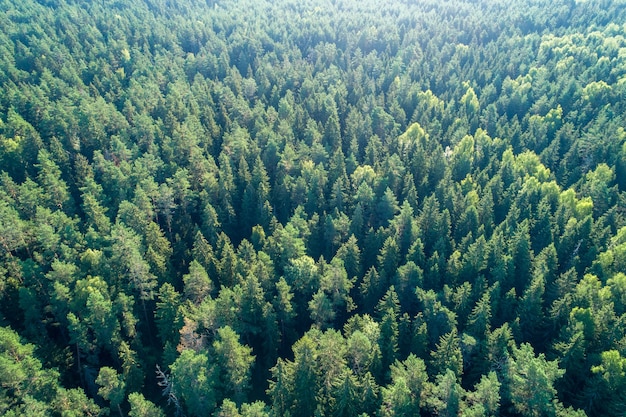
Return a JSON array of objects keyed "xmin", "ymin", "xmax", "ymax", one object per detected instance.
[
  {"xmin": 1, "ymin": 0, "xmax": 626, "ymax": 416},
  {"xmin": 0, "ymin": 326, "xmax": 101, "ymax": 416},
  {"xmin": 380, "ymin": 354, "xmax": 427, "ymax": 417},
  {"xmin": 128, "ymin": 392, "xmax": 165, "ymax": 417},
  {"xmin": 170, "ymin": 349, "xmax": 217, "ymax": 417},
  {"xmin": 213, "ymin": 326, "xmax": 255, "ymax": 404},
  {"xmin": 96, "ymin": 367, "xmax": 126, "ymax": 417},
  {"xmin": 507, "ymin": 343, "xmax": 565, "ymax": 417}
]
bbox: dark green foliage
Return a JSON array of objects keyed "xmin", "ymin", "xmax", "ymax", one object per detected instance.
[{"xmin": 1, "ymin": 0, "xmax": 626, "ymax": 415}]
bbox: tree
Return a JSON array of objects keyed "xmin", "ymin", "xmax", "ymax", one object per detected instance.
[
  {"xmin": 309, "ymin": 289, "xmax": 336, "ymax": 329},
  {"xmin": 360, "ymin": 266, "xmax": 383, "ymax": 312},
  {"xmin": 510, "ymin": 220, "xmax": 534, "ymax": 294},
  {"xmin": 465, "ymin": 372, "xmax": 501, "ymax": 417},
  {"xmin": 110, "ymin": 224, "xmax": 157, "ymax": 309},
  {"xmin": 52, "ymin": 387, "xmax": 103, "ymax": 417},
  {"xmin": 507, "ymin": 343, "xmax": 564, "ymax": 417},
  {"xmin": 81, "ymin": 190, "xmax": 111, "ymax": 235},
  {"xmin": 581, "ymin": 163, "xmax": 616, "ymax": 217},
  {"xmin": 215, "ymin": 232, "xmax": 239, "ymax": 288},
  {"xmin": 285, "ymin": 255, "xmax": 320, "ymax": 300},
  {"xmin": 334, "ymin": 235, "xmax": 362, "ymax": 282},
  {"xmin": 376, "ymin": 188, "xmax": 400, "ymax": 228},
  {"xmin": 393, "ymin": 261, "xmax": 423, "ymax": 311},
  {"xmin": 268, "ymin": 224, "xmax": 307, "ymax": 273},
  {"xmin": 183, "ymin": 259, "xmax": 214, "ymax": 304},
  {"xmin": 467, "ymin": 290, "xmax": 492, "ymax": 339},
  {"xmin": 517, "ymin": 273, "xmax": 547, "ymax": 346},
  {"xmin": 430, "ymin": 328, "xmax": 463, "ymax": 379},
  {"xmin": 425, "ymin": 369, "xmax": 465, "ymax": 417},
  {"xmin": 451, "ymin": 134, "xmax": 475, "ymax": 182},
  {"xmin": 324, "ymin": 110, "xmax": 342, "ymax": 151},
  {"xmin": 346, "ymin": 330, "xmax": 377, "ymax": 377},
  {"xmin": 379, "ymin": 354, "xmax": 428, "ymax": 417},
  {"xmin": 35, "ymin": 149, "xmax": 72, "ymax": 212},
  {"xmin": 331, "ymin": 369, "xmax": 360, "ymax": 417},
  {"xmin": 391, "ymin": 200, "xmax": 416, "ymax": 258},
  {"xmin": 416, "ymin": 288, "xmax": 457, "ymax": 349},
  {"xmin": 267, "ymin": 358, "xmax": 294, "ymax": 417},
  {"xmin": 66, "ymin": 276, "xmax": 122, "ymax": 362},
  {"xmin": 155, "ymin": 283, "xmax": 183, "ymax": 347},
  {"xmin": 378, "ymin": 236, "xmax": 400, "ymax": 284},
  {"xmin": 378, "ymin": 307, "xmax": 399, "ymax": 375},
  {"xmin": 319, "ymin": 258, "xmax": 355, "ymax": 320},
  {"xmin": 170, "ymin": 349, "xmax": 216, "ymax": 417},
  {"xmin": 291, "ymin": 334, "xmax": 320, "ymax": 417},
  {"xmin": 313, "ymin": 330, "xmax": 347, "ymax": 414},
  {"xmin": 213, "ymin": 326, "xmax": 255, "ymax": 404},
  {"xmin": 128, "ymin": 392, "xmax": 165, "ymax": 417},
  {"xmin": 0, "ymin": 197, "xmax": 28, "ymax": 257},
  {"xmin": 215, "ymin": 399, "xmax": 242, "ymax": 417},
  {"xmin": 0, "ymin": 326, "xmax": 97, "ymax": 416},
  {"xmin": 273, "ymin": 277, "xmax": 296, "ymax": 349},
  {"xmin": 95, "ymin": 367, "xmax": 126, "ymax": 417},
  {"xmin": 590, "ymin": 350, "xmax": 626, "ymax": 415}
]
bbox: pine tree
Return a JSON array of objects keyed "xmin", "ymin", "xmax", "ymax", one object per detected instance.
[
  {"xmin": 95, "ymin": 367, "xmax": 126, "ymax": 417},
  {"xmin": 169, "ymin": 349, "xmax": 216, "ymax": 417},
  {"xmin": 507, "ymin": 343, "xmax": 564, "ymax": 417},
  {"xmin": 431, "ymin": 328, "xmax": 463, "ymax": 379},
  {"xmin": 213, "ymin": 326, "xmax": 255, "ymax": 405}
]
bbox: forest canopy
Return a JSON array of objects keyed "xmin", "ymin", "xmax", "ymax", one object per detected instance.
[{"xmin": 1, "ymin": 0, "xmax": 626, "ymax": 415}]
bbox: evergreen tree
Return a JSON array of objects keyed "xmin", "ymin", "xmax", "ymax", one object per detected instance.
[
  {"xmin": 170, "ymin": 349, "xmax": 217, "ymax": 417},
  {"xmin": 213, "ymin": 326, "xmax": 255, "ymax": 405},
  {"xmin": 96, "ymin": 367, "xmax": 126, "ymax": 417},
  {"xmin": 507, "ymin": 343, "xmax": 564, "ymax": 417}
]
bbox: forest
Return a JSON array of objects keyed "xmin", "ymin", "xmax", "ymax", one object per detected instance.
[{"xmin": 1, "ymin": 0, "xmax": 626, "ymax": 415}]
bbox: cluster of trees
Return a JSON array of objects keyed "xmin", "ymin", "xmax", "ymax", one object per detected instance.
[{"xmin": 1, "ymin": 0, "xmax": 626, "ymax": 415}]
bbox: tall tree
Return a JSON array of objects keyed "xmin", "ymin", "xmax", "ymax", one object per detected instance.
[
  {"xmin": 213, "ymin": 326, "xmax": 255, "ymax": 405},
  {"xmin": 169, "ymin": 349, "xmax": 216, "ymax": 417},
  {"xmin": 95, "ymin": 367, "xmax": 126, "ymax": 417},
  {"xmin": 507, "ymin": 343, "xmax": 564, "ymax": 417}
]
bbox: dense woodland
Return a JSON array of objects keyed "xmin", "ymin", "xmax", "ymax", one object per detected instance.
[{"xmin": 1, "ymin": 0, "xmax": 626, "ymax": 415}]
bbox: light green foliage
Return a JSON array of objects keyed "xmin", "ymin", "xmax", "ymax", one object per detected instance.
[
  {"xmin": 430, "ymin": 328, "xmax": 463, "ymax": 378},
  {"xmin": 128, "ymin": 392, "xmax": 165, "ymax": 417},
  {"xmin": 508, "ymin": 343, "xmax": 565, "ymax": 417},
  {"xmin": 590, "ymin": 350, "xmax": 626, "ymax": 413},
  {"xmin": 0, "ymin": 326, "xmax": 101, "ymax": 416},
  {"xmin": 215, "ymin": 399, "xmax": 270, "ymax": 417},
  {"xmin": 425, "ymin": 369, "xmax": 465, "ymax": 417},
  {"xmin": 0, "ymin": 327, "xmax": 57, "ymax": 414},
  {"xmin": 53, "ymin": 388, "xmax": 103, "ymax": 417},
  {"xmin": 0, "ymin": 0, "xmax": 625, "ymax": 416},
  {"xmin": 183, "ymin": 259, "xmax": 213, "ymax": 304},
  {"xmin": 36, "ymin": 149, "xmax": 71, "ymax": 211},
  {"xmin": 213, "ymin": 326, "xmax": 255, "ymax": 404},
  {"xmin": 592, "ymin": 350, "xmax": 626, "ymax": 391},
  {"xmin": 95, "ymin": 367, "xmax": 126, "ymax": 417},
  {"xmin": 464, "ymin": 372, "xmax": 501, "ymax": 417},
  {"xmin": 170, "ymin": 349, "xmax": 217, "ymax": 416},
  {"xmin": 379, "ymin": 354, "xmax": 428, "ymax": 417}
]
